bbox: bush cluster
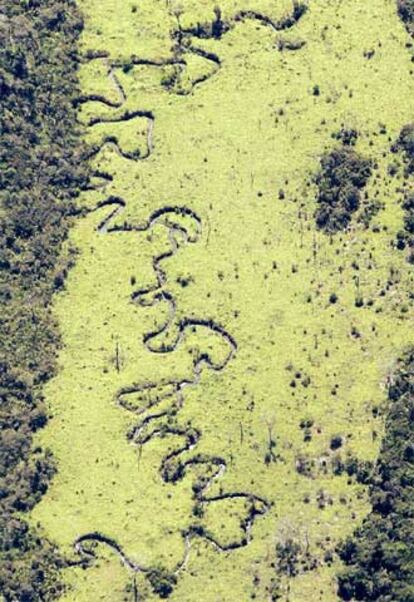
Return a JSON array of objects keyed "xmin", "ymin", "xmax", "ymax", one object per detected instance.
[
  {"xmin": 393, "ymin": 123, "xmax": 414, "ymax": 175},
  {"xmin": 147, "ymin": 568, "xmax": 178, "ymax": 599},
  {"xmin": 0, "ymin": 1, "xmax": 87, "ymax": 600},
  {"xmin": 395, "ymin": 194, "xmax": 414, "ymax": 263},
  {"xmin": 314, "ymin": 147, "xmax": 372, "ymax": 233}
]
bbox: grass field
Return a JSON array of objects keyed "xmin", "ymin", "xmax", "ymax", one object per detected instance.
[{"xmin": 29, "ymin": 1, "xmax": 414, "ymax": 600}]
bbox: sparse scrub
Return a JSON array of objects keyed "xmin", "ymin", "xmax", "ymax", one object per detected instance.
[{"xmin": 392, "ymin": 124, "xmax": 414, "ymax": 262}]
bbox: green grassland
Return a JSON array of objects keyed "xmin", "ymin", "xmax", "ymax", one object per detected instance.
[{"xmin": 29, "ymin": 0, "xmax": 413, "ymax": 600}]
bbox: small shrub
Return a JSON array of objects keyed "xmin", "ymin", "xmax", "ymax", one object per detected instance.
[
  {"xmin": 147, "ymin": 568, "xmax": 177, "ymax": 599},
  {"xmin": 330, "ymin": 435, "xmax": 343, "ymax": 450},
  {"xmin": 332, "ymin": 128, "xmax": 359, "ymax": 146}
]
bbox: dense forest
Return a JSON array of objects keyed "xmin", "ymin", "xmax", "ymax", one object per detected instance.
[
  {"xmin": 337, "ymin": 348, "xmax": 414, "ymax": 601},
  {"xmin": 0, "ymin": 1, "xmax": 86, "ymax": 600}
]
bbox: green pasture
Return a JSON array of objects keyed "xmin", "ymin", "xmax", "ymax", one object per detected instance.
[{"xmin": 30, "ymin": 0, "xmax": 413, "ymax": 600}]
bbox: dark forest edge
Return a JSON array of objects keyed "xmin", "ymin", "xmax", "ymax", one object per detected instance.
[
  {"xmin": 337, "ymin": 347, "xmax": 414, "ymax": 601},
  {"xmin": 0, "ymin": 1, "xmax": 87, "ymax": 600},
  {"xmin": 397, "ymin": 0, "xmax": 414, "ymax": 37}
]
